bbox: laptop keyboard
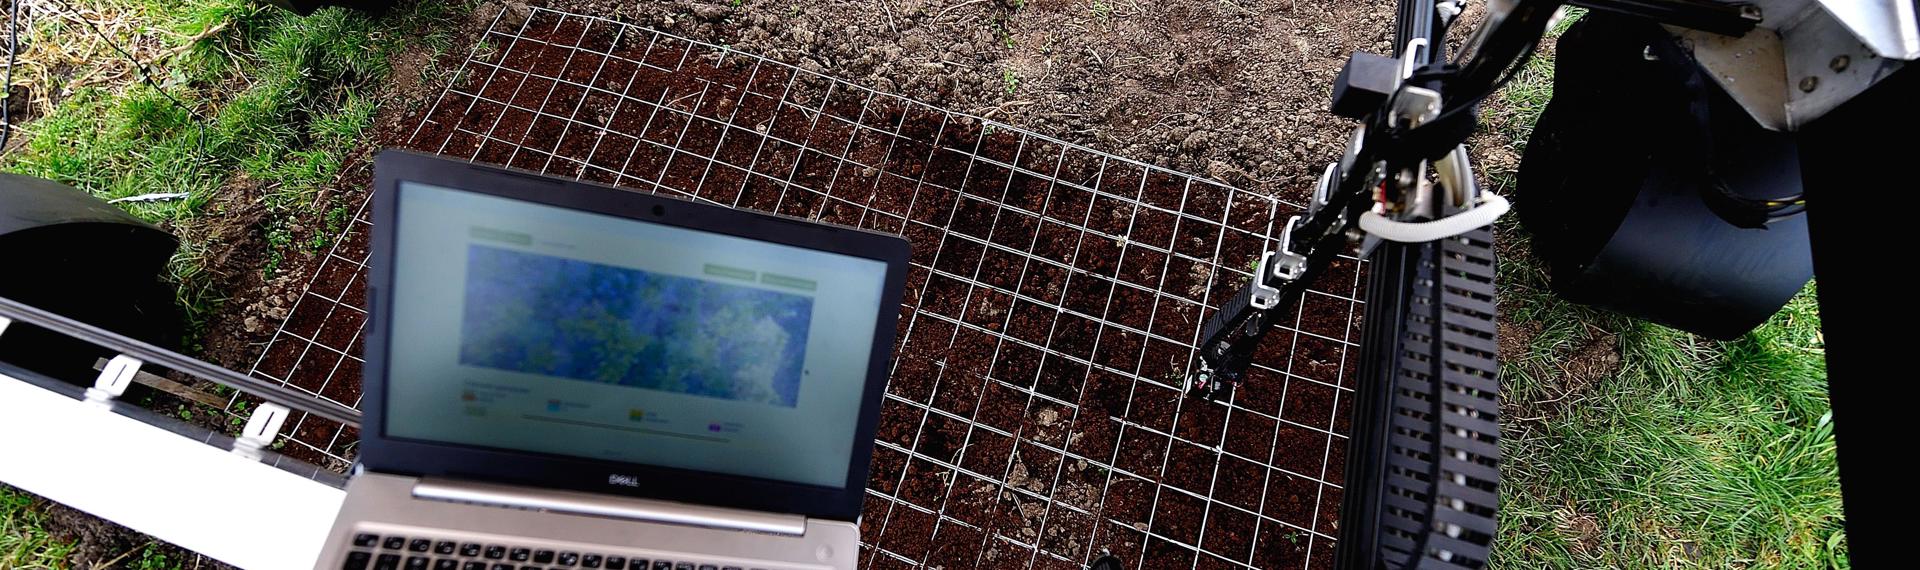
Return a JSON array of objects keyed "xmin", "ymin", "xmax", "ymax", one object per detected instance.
[{"xmin": 341, "ymin": 532, "xmax": 767, "ymax": 570}]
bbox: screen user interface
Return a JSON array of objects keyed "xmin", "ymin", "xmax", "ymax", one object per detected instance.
[{"xmin": 384, "ymin": 181, "xmax": 888, "ymax": 488}]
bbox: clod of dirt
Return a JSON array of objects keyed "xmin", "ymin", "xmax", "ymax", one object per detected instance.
[
  {"xmin": 1560, "ymin": 507, "xmax": 1603, "ymax": 555},
  {"xmin": 691, "ymin": 4, "xmax": 730, "ymax": 22},
  {"xmin": 1055, "ymin": 480, "xmax": 1099, "ymax": 512},
  {"xmin": 498, "ymin": 1, "xmax": 532, "ymax": 29},
  {"xmin": 1020, "ymin": 501, "xmax": 1046, "ymax": 523},
  {"xmin": 1498, "ymin": 319, "xmax": 1543, "ymax": 362}
]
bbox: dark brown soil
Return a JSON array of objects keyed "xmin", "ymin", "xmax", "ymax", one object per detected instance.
[{"xmin": 549, "ymin": 0, "xmax": 1399, "ymax": 206}]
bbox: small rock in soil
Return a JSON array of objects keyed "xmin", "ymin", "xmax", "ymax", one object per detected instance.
[
  {"xmin": 1020, "ymin": 502, "xmax": 1047, "ymax": 523},
  {"xmin": 1008, "ymin": 461, "xmax": 1031, "ymax": 487},
  {"xmin": 1181, "ymin": 130, "xmax": 1210, "ymax": 153},
  {"xmin": 692, "ymin": 5, "xmax": 728, "ymax": 21}
]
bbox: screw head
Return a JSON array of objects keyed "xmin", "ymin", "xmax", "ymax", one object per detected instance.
[
  {"xmin": 1830, "ymin": 55, "xmax": 1851, "ymax": 72},
  {"xmin": 1799, "ymin": 76, "xmax": 1819, "ymax": 93}
]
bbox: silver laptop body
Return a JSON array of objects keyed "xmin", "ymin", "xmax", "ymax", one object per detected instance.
[{"xmin": 313, "ymin": 151, "xmax": 909, "ymax": 570}]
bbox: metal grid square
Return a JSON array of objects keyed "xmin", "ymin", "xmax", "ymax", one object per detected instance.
[{"xmin": 240, "ymin": 7, "xmax": 1363, "ymax": 569}]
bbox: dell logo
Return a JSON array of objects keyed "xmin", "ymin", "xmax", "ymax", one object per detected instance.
[{"xmin": 608, "ymin": 474, "xmax": 640, "ymax": 487}]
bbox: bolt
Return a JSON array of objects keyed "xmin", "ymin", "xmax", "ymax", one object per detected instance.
[
  {"xmin": 1830, "ymin": 55, "xmax": 1850, "ymax": 72},
  {"xmin": 1799, "ymin": 76, "xmax": 1819, "ymax": 93},
  {"xmin": 1740, "ymin": 5, "xmax": 1762, "ymax": 20}
]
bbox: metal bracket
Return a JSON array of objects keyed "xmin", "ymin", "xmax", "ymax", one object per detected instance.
[
  {"xmin": 1400, "ymin": 38, "xmax": 1431, "ymax": 81},
  {"xmin": 1820, "ymin": 0, "xmax": 1920, "ymax": 60},
  {"xmin": 1248, "ymin": 252, "xmax": 1285, "ymax": 310},
  {"xmin": 1391, "ymin": 85, "xmax": 1444, "ymax": 129},
  {"xmin": 1250, "ymin": 215, "xmax": 1311, "ymax": 309},
  {"xmin": 232, "ymin": 403, "xmax": 292, "ymax": 461},
  {"xmin": 1312, "ymin": 162, "xmax": 1339, "ymax": 211},
  {"xmin": 86, "ymin": 354, "xmax": 142, "ymax": 408},
  {"xmin": 1674, "ymin": 0, "xmax": 1916, "ymax": 131},
  {"xmin": 1271, "ymin": 215, "xmax": 1309, "ymax": 282}
]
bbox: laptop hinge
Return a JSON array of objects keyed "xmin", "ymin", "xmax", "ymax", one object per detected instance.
[{"xmin": 411, "ymin": 478, "xmax": 807, "ymax": 537}]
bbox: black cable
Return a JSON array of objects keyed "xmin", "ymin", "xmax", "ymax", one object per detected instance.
[
  {"xmin": 44, "ymin": 0, "xmax": 212, "ymax": 169},
  {"xmin": 47, "ymin": 0, "xmax": 203, "ymax": 123},
  {"xmin": 1428, "ymin": 37, "xmax": 1543, "ymax": 134}
]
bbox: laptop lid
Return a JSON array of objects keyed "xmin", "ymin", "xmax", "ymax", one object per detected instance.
[{"xmin": 359, "ymin": 150, "xmax": 909, "ymax": 521}]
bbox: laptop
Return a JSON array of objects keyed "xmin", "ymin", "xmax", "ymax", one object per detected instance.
[{"xmin": 314, "ymin": 150, "xmax": 909, "ymax": 570}]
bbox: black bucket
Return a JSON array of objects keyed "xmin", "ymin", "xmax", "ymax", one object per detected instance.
[
  {"xmin": 0, "ymin": 173, "xmax": 180, "ymax": 381},
  {"xmin": 1517, "ymin": 14, "xmax": 1811, "ymax": 340}
]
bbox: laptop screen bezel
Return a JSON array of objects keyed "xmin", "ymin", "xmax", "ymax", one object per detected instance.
[{"xmin": 361, "ymin": 150, "xmax": 909, "ymax": 522}]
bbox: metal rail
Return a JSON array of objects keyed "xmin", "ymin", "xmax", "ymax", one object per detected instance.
[{"xmin": 0, "ymin": 294, "xmax": 363, "ymax": 427}]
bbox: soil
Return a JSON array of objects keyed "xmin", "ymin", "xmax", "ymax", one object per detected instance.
[
  {"xmin": 550, "ymin": 0, "xmax": 1398, "ymax": 206},
  {"xmin": 1502, "ymin": 319, "xmax": 1622, "ymax": 423}
]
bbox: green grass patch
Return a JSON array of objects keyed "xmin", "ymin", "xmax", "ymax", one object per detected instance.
[
  {"xmin": 3, "ymin": 0, "xmax": 476, "ymax": 349},
  {"xmin": 1487, "ymin": 8, "xmax": 1844, "ymax": 568},
  {"xmin": 1, "ymin": 486, "xmax": 75, "ymax": 569}
]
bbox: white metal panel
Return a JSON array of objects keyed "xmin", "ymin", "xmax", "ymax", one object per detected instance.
[{"xmin": 0, "ymin": 372, "xmax": 346, "ymax": 569}]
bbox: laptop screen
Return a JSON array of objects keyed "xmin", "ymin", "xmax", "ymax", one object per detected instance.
[{"xmin": 382, "ymin": 181, "xmax": 889, "ymax": 489}]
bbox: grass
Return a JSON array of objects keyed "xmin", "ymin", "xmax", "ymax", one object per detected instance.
[
  {"xmin": 1482, "ymin": 10, "xmax": 1846, "ymax": 569},
  {"xmin": 2, "ymin": 0, "xmax": 474, "ymax": 351},
  {"xmin": 1, "ymin": 486, "xmax": 75, "ymax": 569}
]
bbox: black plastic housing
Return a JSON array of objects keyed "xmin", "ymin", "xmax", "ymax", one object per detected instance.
[
  {"xmin": 0, "ymin": 173, "xmax": 180, "ymax": 382},
  {"xmin": 1517, "ymin": 14, "xmax": 1811, "ymax": 340},
  {"xmin": 1331, "ymin": 51, "xmax": 1401, "ymax": 119}
]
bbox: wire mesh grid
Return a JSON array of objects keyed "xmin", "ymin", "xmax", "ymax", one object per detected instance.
[{"xmin": 238, "ymin": 7, "xmax": 1365, "ymax": 569}]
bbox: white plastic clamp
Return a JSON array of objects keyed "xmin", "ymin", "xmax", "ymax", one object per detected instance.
[
  {"xmin": 232, "ymin": 403, "xmax": 292, "ymax": 461},
  {"xmin": 85, "ymin": 354, "xmax": 142, "ymax": 408}
]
